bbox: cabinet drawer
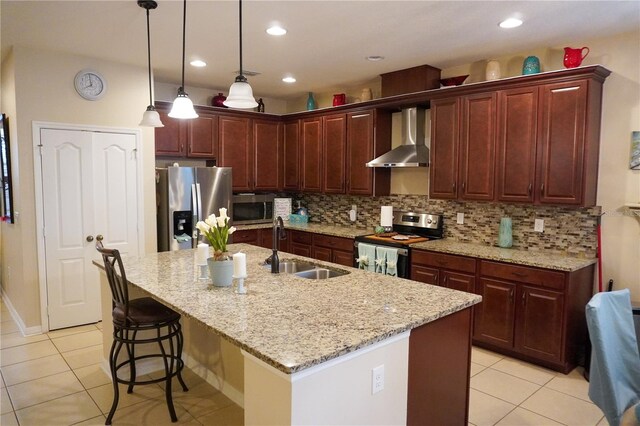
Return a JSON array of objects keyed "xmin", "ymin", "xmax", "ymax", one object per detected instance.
[
  {"xmin": 290, "ymin": 230, "xmax": 312, "ymax": 245},
  {"xmin": 480, "ymin": 261, "xmax": 565, "ymax": 290},
  {"xmin": 313, "ymin": 234, "xmax": 353, "ymax": 252},
  {"xmin": 231, "ymin": 230, "xmax": 259, "ymax": 244},
  {"xmin": 412, "ymin": 250, "xmax": 476, "ymax": 274}
]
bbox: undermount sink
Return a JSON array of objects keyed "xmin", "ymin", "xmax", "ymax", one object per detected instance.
[{"xmin": 262, "ymin": 259, "xmax": 350, "ymax": 279}]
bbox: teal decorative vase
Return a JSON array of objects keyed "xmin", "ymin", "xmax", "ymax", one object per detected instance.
[
  {"xmin": 522, "ymin": 56, "xmax": 540, "ymax": 75},
  {"xmin": 306, "ymin": 92, "xmax": 316, "ymax": 110},
  {"xmin": 498, "ymin": 217, "xmax": 513, "ymax": 248},
  {"xmin": 207, "ymin": 258, "xmax": 233, "ymax": 287}
]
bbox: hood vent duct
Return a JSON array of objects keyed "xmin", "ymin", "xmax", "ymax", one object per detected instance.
[{"xmin": 366, "ymin": 107, "xmax": 429, "ymax": 168}]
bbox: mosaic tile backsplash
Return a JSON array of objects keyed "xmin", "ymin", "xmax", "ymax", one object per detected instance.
[{"xmin": 290, "ymin": 193, "xmax": 600, "ymax": 258}]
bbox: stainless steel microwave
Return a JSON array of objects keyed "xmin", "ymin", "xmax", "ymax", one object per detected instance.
[{"xmin": 232, "ymin": 194, "xmax": 275, "ymax": 225}]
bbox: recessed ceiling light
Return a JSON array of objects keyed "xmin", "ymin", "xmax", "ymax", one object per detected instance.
[
  {"xmin": 190, "ymin": 60, "xmax": 207, "ymax": 67},
  {"xmin": 499, "ymin": 18, "xmax": 523, "ymax": 29},
  {"xmin": 366, "ymin": 55, "xmax": 385, "ymax": 62},
  {"xmin": 282, "ymin": 76, "xmax": 296, "ymax": 83},
  {"xmin": 266, "ymin": 26, "xmax": 287, "ymax": 36}
]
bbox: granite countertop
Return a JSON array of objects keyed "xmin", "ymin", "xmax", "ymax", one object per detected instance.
[
  {"xmin": 237, "ymin": 222, "xmax": 372, "ymax": 239},
  {"xmin": 410, "ymin": 239, "xmax": 596, "ymax": 272},
  {"xmin": 96, "ymin": 244, "xmax": 480, "ymax": 374}
]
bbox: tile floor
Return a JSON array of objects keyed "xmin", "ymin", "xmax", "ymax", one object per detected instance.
[{"xmin": 1, "ymin": 298, "xmax": 608, "ymax": 425}]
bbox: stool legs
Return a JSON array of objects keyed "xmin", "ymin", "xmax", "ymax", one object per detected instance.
[
  {"xmin": 106, "ymin": 334, "xmax": 124, "ymax": 425},
  {"xmin": 126, "ymin": 330, "xmax": 137, "ymax": 394},
  {"xmin": 176, "ymin": 323, "xmax": 188, "ymax": 392},
  {"xmin": 157, "ymin": 326, "xmax": 178, "ymax": 422}
]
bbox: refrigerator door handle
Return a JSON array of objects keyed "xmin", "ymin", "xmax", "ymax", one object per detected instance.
[
  {"xmin": 191, "ymin": 184, "xmax": 199, "ymax": 245},
  {"xmin": 196, "ymin": 183, "xmax": 203, "ymax": 221}
]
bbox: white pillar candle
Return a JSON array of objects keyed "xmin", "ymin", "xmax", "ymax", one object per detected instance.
[
  {"xmin": 380, "ymin": 206, "xmax": 393, "ymax": 227},
  {"xmin": 196, "ymin": 243, "xmax": 209, "ymax": 265},
  {"xmin": 233, "ymin": 252, "xmax": 247, "ymax": 277}
]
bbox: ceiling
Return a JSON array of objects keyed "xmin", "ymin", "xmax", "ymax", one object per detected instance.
[{"xmin": 2, "ymin": 1, "xmax": 639, "ymax": 100}]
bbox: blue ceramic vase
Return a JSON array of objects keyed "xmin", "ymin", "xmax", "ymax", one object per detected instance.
[
  {"xmin": 306, "ymin": 92, "xmax": 317, "ymax": 110},
  {"xmin": 522, "ymin": 56, "xmax": 540, "ymax": 75},
  {"xmin": 208, "ymin": 258, "xmax": 233, "ymax": 287},
  {"xmin": 498, "ymin": 217, "xmax": 513, "ymax": 248}
]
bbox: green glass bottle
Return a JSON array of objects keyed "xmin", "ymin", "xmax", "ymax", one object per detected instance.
[{"xmin": 306, "ymin": 92, "xmax": 316, "ymax": 111}]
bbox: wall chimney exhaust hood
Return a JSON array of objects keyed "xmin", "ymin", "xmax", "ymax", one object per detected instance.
[{"xmin": 366, "ymin": 107, "xmax": 429, "ymax": 168}]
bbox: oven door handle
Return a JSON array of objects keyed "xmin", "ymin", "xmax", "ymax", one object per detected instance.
[{"xmin": 354, "ymin": 241, "xmax": 408, "ymax": 257}]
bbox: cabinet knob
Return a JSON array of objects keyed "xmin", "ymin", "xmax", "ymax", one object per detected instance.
[
  {"xmin": 452, "ymin": 182, "xmax": 457, "ymax": 192},
  {"xmin": 509, "ymin": 288, "xmax": 514, "ymax": 302},
  {"xmin": 540, "ymin": 183, "xmax": 545, "ymax": 195},
  {"xmin": 528, "ymin": 183, "xmax": 532, "ymax": 195},
  {"xmin": 462, "ymin": 182, "xmax": 466, "ymax": 192},
  {"xmin": 522, "ymin": 292, "xmax": 526, "ymax": 306}
]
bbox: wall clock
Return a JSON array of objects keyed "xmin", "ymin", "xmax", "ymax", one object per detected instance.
[{"xmin": 74, "ymin": 69, "xmax": 107, "ymax": 101}]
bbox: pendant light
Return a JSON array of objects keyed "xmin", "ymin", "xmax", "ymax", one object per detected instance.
[
  {"xmin": 223, "ymin": 0, "xmax": 258, "ymax": 109},
  {"xmin": 169, "ymin": 0, "xmax": 198, "ymax": 119},
  {"xmin": 138, "ymin": 0, "xmax": 163, "ymax": 127}
]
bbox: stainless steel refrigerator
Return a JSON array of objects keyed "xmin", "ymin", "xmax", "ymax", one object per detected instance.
[{"xmin": 156, "ymin": 166, "xmax": 233, "ymax": 252}]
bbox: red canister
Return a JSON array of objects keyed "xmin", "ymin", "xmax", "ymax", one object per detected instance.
[
  {"xmin": 333, "ymin": 93, "xmax": 346, "ymax": 106},
  {"xmin": 212, "ymin": 93, "xmax": 227, "ymax": 107}
]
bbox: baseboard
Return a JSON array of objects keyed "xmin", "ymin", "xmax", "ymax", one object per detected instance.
[{"xmin": 1, "ymin": 288, "xmax": 43, "ymax": 336}]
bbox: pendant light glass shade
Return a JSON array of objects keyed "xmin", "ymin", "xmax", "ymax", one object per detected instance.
[
  {"xmin": 224, "ymin": 77, "xmax": 258, "ymax": 109},
  {"xmin": 139, "ymin": 106, "xmax": 164, "ymax": 127},
  {"xmin": 169, "ymin": 88, "xmax": 198, "ymax": 119}
]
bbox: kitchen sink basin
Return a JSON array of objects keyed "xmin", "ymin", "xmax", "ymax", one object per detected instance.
[
  {"xmin": 294, "ymin": 268, "xmax": 349, "ymax": 280},
  {"xmin": 263, "ymin": 260, "xmax": 317, "ymax": 273}
]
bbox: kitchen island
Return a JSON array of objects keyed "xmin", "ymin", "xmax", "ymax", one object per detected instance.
[{"xmin": 96, "ymin": 243, "xmax": 481, "ymax": 425}]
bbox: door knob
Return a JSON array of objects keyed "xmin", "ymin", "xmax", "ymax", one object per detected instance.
[
  {"xmin": 86, "ymin": 235, "xmax": 94, "ymax": 242},
  {"xmin": 96, "ymin": 234, "xmax": 104, "ymax": 242}
]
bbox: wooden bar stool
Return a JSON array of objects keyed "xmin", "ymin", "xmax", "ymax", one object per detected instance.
[{"xmin": 96, "ymin": 242, "xmax": 188, "ymax": 425}]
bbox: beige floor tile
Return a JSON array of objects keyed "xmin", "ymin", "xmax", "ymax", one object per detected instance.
[
  {"xmin": 73, "ymin": 414, "xmax": 107, "ymax": 425},
  {"xmin": 496, "ymin": 407, "xmax": 564, "ymax": 426},
  {"xmin": 491, "ymin": 357, "xmax": 556, "ymax": 385},
  {"xmin": 521, "ymin": 387, "xmax": 604, "ymax": 426},
  {"xmin": 47, "ymin": 324, "xmax": 101, "ymax": 339},
  {"xmin": 15, "ymin": 391, "xmax": 101, "ymax": 426},
  {"xmin": 7, "ymin": 370, "xmax": 84, "ymax": 410},
  {"xmin": 470, "ymin": 362, "xmax": 487, "ymax": 377},
  {"xmin": 169, "ymin": 381, "xmax": 234, "ymax": 419},
  {"xmin": 95, "ymin": 322, "xmax": 103, "ymax": 331},
  {"xmin": 545, "ymin": 366, "xmax": 591, "ymax": 402},
  {"xmin": 1, "ymin": 371, "xmax": 5, "ymax": 388},
  {"xmin": 62, "ymin": 344, "xmax": 103, "ymax": 370},
  {"xmin": 471, "ymin": 368, "xmax": 541, "ymax": 405},
  {"xmin": 0, "ymin": 412, "xmax": 19, "ymax": 426},
  {"xmin": 87, "ymin": 382, "xmax": 165, "ymax": 414},
  {"xmin": 597, "ymin": 415, "xmax": 609, "ymax": 425},
  {"xmin": 74, "ymin": 363, "xmax": 112, "ymax": 390},
  {"xmin": 196, "ymin": 403, "xmax": 244, "ymax": 426},
  {"xmin": 471, "ymin": 346, "xmax": 504, "ymax": 367},
  {"xmin": 1, "ymin": 387, "xmax": 13, "ymax": 414},
  {"xmin": 0, "ymin": 331, "xmax": 49, "ymax": 349},
  {"xmin": 150, "ymin": 367, "xmax": 205, "ymax": 391},
  {"xmin": 0, "ymin": 321, "xmax": 20, "ymax": 335},
  {"xmin": 1, "ymin": 353, "xmax": 70, "ymax": 386},
  {"xmin": 468, "ymin": 389, "xmax": 516, "ymax": 426},
  {"xmin": 106, "ymin": 399, "xmax": 200, "ymax": 425},
  {"xmin": 52, "ymin": 330, "xmax": 103, "ymax": 353},
  {"xmin": 0, "ymin": 340, "xmax": 58, "ymax": 367}
]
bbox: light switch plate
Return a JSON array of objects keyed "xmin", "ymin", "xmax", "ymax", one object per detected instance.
[
  {"xmin": 457, "ymin": 213, "xmax": 464, "ymax": 224},
  {"xmin": 534, "ymin": 219, "xmax": 544, "ymax": 232}
]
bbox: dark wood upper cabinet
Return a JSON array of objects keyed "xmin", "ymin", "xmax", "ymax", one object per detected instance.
[
  {"xmin": 496, "ymin": 87, "xmax": 539, "ymax": 203},
  {"xmin": 300, "ymin": 117, "xmax": 323, "ymax": 192},
  {"xmin": 459, "ymin": 93, "xmax": 497, "ymax": 201},
  {"xmin": 283, "ymin": 120, "xmax": 300, "ymax": 191},
  {"xmin": 430, "ymin": 98, "xmax": 460, "ymax": 199},
  {"xmin": 187, "ymin": 113, "xmax": 218, "ymax": 158},
  {"xmin": 253, "ymin": 119, "xmax": 281, "ymax": 191},
  {"xmin": 322, "ymin": 114, "xmax": 347, "ymax": 194},
  {"xmin": 218, "ymin": 115, "xmax": 252, "ymax": 191},
  {"xmin": 155, "ymin": 107, "xmax": 187, "ymax": 157}
]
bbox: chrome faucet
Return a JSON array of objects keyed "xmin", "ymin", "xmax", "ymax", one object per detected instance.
[{"xmin": 271, "ymin": 216, "xmax": 286, "ymax": 273}]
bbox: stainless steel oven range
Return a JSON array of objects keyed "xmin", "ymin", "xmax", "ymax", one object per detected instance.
[{"xmin": 354, "ymin": 211, "xmax": 443, "ymax": 278}]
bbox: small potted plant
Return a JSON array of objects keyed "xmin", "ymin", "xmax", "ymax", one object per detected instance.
[{"xmin": 196, "ymin": 208, "xmax": 236, "ymax": 286}]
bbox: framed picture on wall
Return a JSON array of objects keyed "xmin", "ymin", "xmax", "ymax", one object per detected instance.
[
  {"xmin": 631, "ymin": 131, "xmax": 640, "ymax": 170},
  {"xmin": 0, "ymin": 113, "xmax": 15, "ymax": 223}
]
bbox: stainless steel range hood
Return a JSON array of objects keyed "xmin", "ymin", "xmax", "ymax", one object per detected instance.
[{"xmin": 367, "ymin": 107, "xmax": 429, "ymax": 168}]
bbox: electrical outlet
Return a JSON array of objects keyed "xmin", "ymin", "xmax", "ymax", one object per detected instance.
[
  {"xmin": 534, "ymin": 219, "xmax": 544, "ymax": 232},
  {"xmin": 456, "ymin": 213, "xmax": 464, "ymax": 224},
  {"xmin": 372, "ymin": 365, "xmax": 384, "ymax": 394}
]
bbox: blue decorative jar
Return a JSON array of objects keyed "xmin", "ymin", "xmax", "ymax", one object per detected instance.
[
  {"xmin": 522, "ymin": 56, "xmax": 540, "ymax": 75},
  {"xmin": 498, "ymin": 217, "xmax": 513, "ymax": 248},
  {"xmin": 306, "ymin": 92, "xmax": 317, "ymax": 111}
]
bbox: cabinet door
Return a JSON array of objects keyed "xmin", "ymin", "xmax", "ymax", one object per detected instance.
[
  {"xmin": 537, "ymin": 80, "xmax": 588, "ymax": 205},
  {"xmin": 515, "ymin": 286, "xmax": 564, "ymax": 362},
  {"xmin": 300, "ymin": 117, "xmax": 323, "ymax": 192},
  {"xmin": 459, "ymin": 93, "xmax": 496, "ymax": 201},
  {"xmin": 442, "ymin": 271, "xmax": 474, "ymax": 293},
  {"xmin": 332, "ymin": 250, "xmax": 354, "ymax": 267},
  {"xmin": 496, "ymin": 87, "xmax": 538, "ymax": 203},
  {"xmin": 430, "ymin": 98, "xmax": 459, "ymax": 199},
  {"xmin": 322, "ymin": 114, "xmax": 347, "ymax": 193},
  {"xmin": 283, "ymin": 121, "xmax": 300, "ymax": 190},
  {"xmin": 231, "ymin": 229, "xmax": 259, "ymax": 245},
  {"xmin": 347, "ymin": 111, "xmax": 374, "ymax": 195},
  {"xmin": 474, "ymin": 278, "xmax": 516, "ymax": 349},
  {"xmin": 312, "ymin": 246, "xmax": 332, "ymax": 262},
  {"xmin": 253, "ymin": 120, "xmax": 281, "ymax": 191},
  {"xmin": 155, "ymin": 108, "xmax": 186, "ymax": 156},
  {"xmin": 187, "ymin": 114, "xmax": 218, "ymax": 158},
  {"xmin": 290, "ymin": 243, "xmax": 311, "ymax": 258},
  {"xmin": 259, "ymin": 228, "xmax": 289, "ymax": 252},
  {"xmin": 411, "ymin": 265, "xmax": 439, "ymax": 286},
  {"xmin": 219, "ymin": 116, "xmax": 252, "ymax": 191}
]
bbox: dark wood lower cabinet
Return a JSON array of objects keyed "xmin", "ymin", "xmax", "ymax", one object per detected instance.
[
  {"xmin": 474, "ymin": 278, "xmax": 516, "ymax": 349},
  {"xmin": 515, "ymin": 286, "xmax": 564, "ymax": 362},
  {"xmin": 332, "ymin": 250, "xmax": 355, "ymax": 267},
  {"xmin": 290, "ymin": 243, "xmax": 311, "ymax": 258},
  {"xmin": 312, "ymin": 246, "xmax": 332, "ymax": 262}
]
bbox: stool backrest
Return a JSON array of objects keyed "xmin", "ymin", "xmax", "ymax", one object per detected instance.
[{"xmin": 96, "ymin": 241, "xmax": 129, "ymax": 318}]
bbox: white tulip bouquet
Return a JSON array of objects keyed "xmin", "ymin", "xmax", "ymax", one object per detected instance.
[{"xmin": 196, "ymin": 208, "xmax": 236, "ymax": 261}]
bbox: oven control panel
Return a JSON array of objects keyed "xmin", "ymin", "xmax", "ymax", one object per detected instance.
[{"xmin": 393, "ymin": 211, "xmax": 442, "ymax": 229}]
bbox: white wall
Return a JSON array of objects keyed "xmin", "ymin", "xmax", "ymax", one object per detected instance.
[{"xmin": 1, "ymin": 46, "xmax": 156, "ymax": 328}]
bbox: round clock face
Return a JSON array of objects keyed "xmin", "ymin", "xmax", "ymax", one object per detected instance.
[{"xmin": 74, "ymin": 70, "xmax": 106, "ymax": 100}]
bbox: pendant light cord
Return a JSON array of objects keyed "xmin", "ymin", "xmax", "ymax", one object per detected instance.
[
  {"xmin": 238, "ymin": 0, "xmax": 243, "ymax": 78},
  {"xmin": 146, "ymin": 7, "xmax": 153, "ymax": 105},
  {"xmin": 180, "ymin": 0, "xmax": 187, "ymax": 89}
]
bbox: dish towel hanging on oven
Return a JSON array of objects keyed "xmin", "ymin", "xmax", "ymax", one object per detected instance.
[
  {"xmin": 377, "ymin": 247, "xmax": 399, "ymax": 277},
  {"xmin": 356, "ymin": 243, "xmax": 376, "ymax": 272},
  {"xmin": 374, "ymin": 247, "xmax": 387, "ymax": 274}
]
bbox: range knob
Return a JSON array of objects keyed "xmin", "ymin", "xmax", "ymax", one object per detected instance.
[{"xmin": 427, "ymin": 218, "xmax": 433, "ymax": 225}]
